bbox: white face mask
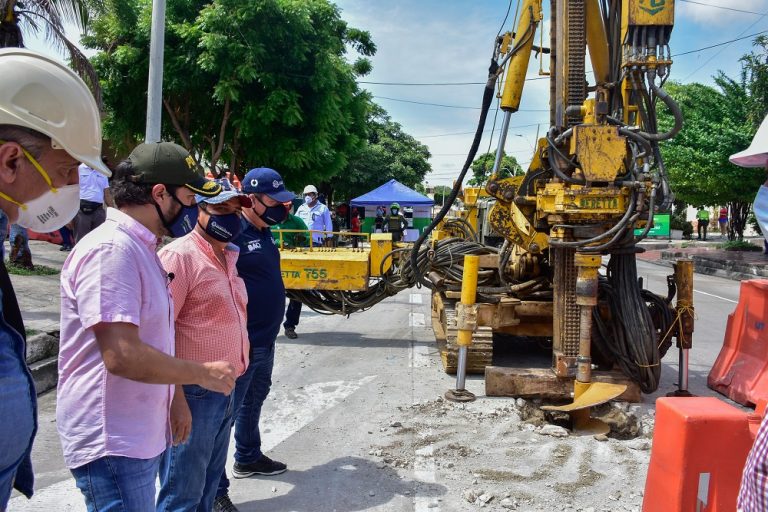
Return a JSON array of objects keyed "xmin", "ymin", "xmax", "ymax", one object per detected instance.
[
  {"xmin": 304, "ymin": 195, "xmax": 313, "ymax": 204},
  {"xmin": 16, "ymin": 184, "xmax": 80, "ymax": 232},
  {"xmin": 754, "ymin": 185, "xmax": 768, "ymax": 242}
]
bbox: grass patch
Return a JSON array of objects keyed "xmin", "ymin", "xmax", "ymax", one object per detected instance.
[
  {"xmin": 718, "ymin": 240, "xmax": 762, "ymax": 252},
  {"xmin": 6, "ymin": 263, "xmax": 60, "ymax": 276},
  {"xmin": 25, "ymin": 328, "xmax": 41, "ymax": 337}
]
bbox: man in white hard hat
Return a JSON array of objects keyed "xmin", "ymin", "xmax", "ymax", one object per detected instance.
[
  {"xmin": 287, "ymin": 184, "xmax": 332, "ymax": 339},
  {"xmin": 0, "ymin": 48, "xmax": 111, "ymax": 509},
  {"xmin": 733, "ymin": 114, "xmax": 768, "ymax": 512}
]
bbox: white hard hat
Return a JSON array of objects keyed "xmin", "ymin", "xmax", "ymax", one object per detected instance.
[
  {"xmin": 303, "ymin": 184, "xmax": 318, "ymax": 195},
  {"xmin": 730, "ymin": 115, "xmax": 768, "ymax": 168},
  {"xmin": 0, "ymin": 48, "xmax": 110, "ymax": 176}
]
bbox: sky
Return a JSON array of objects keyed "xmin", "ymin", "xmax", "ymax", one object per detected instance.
[{"xmin": 24, "ymin": 0, "xmax": 768, "ymax": 187}]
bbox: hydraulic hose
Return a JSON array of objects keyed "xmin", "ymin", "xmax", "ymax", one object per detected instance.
[{"xmin": 635, "ymin": 70, "xmax": 683, "ymax": 142}]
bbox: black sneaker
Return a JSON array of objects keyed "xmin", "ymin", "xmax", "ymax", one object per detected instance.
[
  {"xmin": 284, "ymin": 327, "xmax": 298, "ymax": 339},
  {"xmin": 233, "ymin": 455, "xmax": 288, "ymax": 478},
  {"xmin": 213, "ymin": 494, "xmax": 240, "ymax": 512}
]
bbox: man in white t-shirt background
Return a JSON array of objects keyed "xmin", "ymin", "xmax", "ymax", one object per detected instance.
[{"xmin": 73, "ymin": 162, "xmax": 114, "ymax": 243}]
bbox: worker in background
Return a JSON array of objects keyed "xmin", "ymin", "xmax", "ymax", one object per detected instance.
[
  {"xmin": 288, "ymin": 184, "xmax": 332, "ymax": 339},
  {"xmin": 157, "ymin": 178, "xmax": 251, "ymax": 511},
  {"xmin": 0, "ymin": 48, "xmax": 112, "ymax": 509},
  {"xmin": 272, "ymin": 210, "xmax": 309, "ymax": 249},
  {"xmin": 351, "ymin": 208, "xmax": 361, "ymax": 248},
  {"xmin": 384, "ymin": 202, "xmax": 408, "ymax": 242},
  {"xmin": 731, "ymin": 113, "xmax": 768, "ymax": 512},
  {"xmin": 718, "ymin": 206, "xmax": 729, "ymax": 238},
  {"xmin": 73, "ymin": 162, "xmax": 114, "ymax": 244},
  {"xmin": 57, "ymin": 142, "xmax": 234, "ymax": 512},
  {"xmin": 296, "ymin": 184, "xmax": 332, "ymax": 246},
  {"xmin": 214, "ymin": 168, "xmax": 294, "ymax": 512},
  {"xmin": 696, "ymin": 207, "xmax": 710, "ymax": 241}
]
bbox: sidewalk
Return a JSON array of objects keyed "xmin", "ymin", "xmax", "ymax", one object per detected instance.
[{"xmin": 637, "ymin": 235, "xmax": 768, "ymax": 281}]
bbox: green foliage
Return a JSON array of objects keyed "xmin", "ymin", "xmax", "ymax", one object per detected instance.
[
  {"xmin": 85, "ymin": 0, "xmax": 375, "ymax": 190},
  {"xmin": 718, "ymin": 240, "xmax": 762, "ymax": 252},
  {"xmin": 327, "ymin": 103, "xmax": 431, "ymax": 201},
  {"xmin": 6, "ymin": 263, "xmax": 60, "ymax": 276},
  {"xmin": 432, "ymin": 185, "xmax": 452, "ymax": 206},
  {"xmin": 468, "ymin": 151, "xmax": 523, "ymax": 186}
]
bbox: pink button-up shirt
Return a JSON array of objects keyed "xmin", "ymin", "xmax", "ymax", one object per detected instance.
[
  {"xmin": 57, "ymin": 208, "xmax": 174, "ymax": 469},
  {"xmin": 159, "ymin": 230, "xmax": 249, "ymax": 376}
]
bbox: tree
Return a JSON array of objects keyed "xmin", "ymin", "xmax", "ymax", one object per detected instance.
[
  {"xmin": 1, "ymin": 0, "xmax": 102, "ymax": 101},
  {"xmin": 468, "ymin": 150, "xmax": 523, "ymax": 186},
  {"xmin": 85, "ymin": 0, "xmax": 375, "ymax": 190},
  {"xmin": 433, "ymin": 185, "xmax": 451, "ymax": 207},
  {"xmin": 737, "ymin": 35, "xmax": 768, "ymax": 131},
  {"xmin": 659, "ymin": 81, "xmax": 761, "ymax": 240},
  {"xmin": 326, "ymin": 103, "xmax": 431, "ymax": 201}
]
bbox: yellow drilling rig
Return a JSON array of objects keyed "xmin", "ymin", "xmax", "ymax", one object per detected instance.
[{"xmin": 278, "ymin": 0, "xmax": 694, "ymax": 434}]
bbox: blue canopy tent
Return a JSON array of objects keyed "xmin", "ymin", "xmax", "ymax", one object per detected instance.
[{"xmin": 350, "ymin": 179, "xmax": 433, "ymax": 238}]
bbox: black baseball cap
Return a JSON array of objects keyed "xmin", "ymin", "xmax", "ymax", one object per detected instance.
[{"xmin": 127, "ymin": 142, "xmax": 221, "ymax": 197}]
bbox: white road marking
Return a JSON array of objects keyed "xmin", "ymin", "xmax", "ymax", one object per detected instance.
[
  {"xmin": 11, "ymin": 376, "xmax": 378, "ymax": 511},
  {"xmin": 409, "ymin": 312, "xmax": 426, "ymax": 327},
  {"xmin": 413, "ymin": 429, "xmax": 440, "ymax": 512},
  {"xmin": 694, "ymin": 289, "xmax": 737, "ymax": 304},
  {"xmin": 409, "ymin": 293, "xmax": 423, "ymax": 304}
]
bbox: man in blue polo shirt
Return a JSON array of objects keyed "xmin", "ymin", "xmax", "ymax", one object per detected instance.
[{"xmin": 214, "ymin": 167, "xmax": 295, "ymax": 512}]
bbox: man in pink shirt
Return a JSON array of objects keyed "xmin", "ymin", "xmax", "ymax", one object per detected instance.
[
  {"xmin": 57, "ymin": 142, "xmax": 237, "ymax": 512},
  {"xmin": 157, "ymin": 178, "xmax": 252, "ymax": 512}
]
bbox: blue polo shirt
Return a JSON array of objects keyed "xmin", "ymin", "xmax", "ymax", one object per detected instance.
[{"xmin": 233, "ymin": 220, "xmax": 286, "ymax": 348}]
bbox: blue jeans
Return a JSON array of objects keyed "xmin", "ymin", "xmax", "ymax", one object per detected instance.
[
  {"xmin": 217, "ymin": 343, "xmax": 275, "ymax": 497},
  {"xmin": 157, "ymin": 385, "xmax": 234, "ymax": 512},
  {"xmin": 71, "ymin": 455, "xmax": 161, "ymax": 512},
  {"xmin": 283, "ymin": 299, "xmax": 302, "ymax": 329}
]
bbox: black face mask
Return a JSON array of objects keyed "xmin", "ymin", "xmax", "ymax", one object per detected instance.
[
  {"xmin": 155, "ymin": 192, "xmax": 197, "ymax": 238},
  {"xmin": 254, "ymin": 195, "xmax": 288, "ymax": 226}
]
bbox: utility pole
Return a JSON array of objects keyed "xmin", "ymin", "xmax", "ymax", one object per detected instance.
[{"xmin": 145, "ymin": 0, "xmax": 166, "ymax": 143}]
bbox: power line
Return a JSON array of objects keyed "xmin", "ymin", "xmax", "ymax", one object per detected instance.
[
  {"xmin": 680, "ymin": 23, "xmax": 767, "ymax": 80},
  {"xmin": 416, "ymin": 123, "xmax": 543, "ymax": 138},
  {"xmin": 374, "ymin": 95, "xmax": 548, "ymax": 112},
  {"xmin": 673, "ymin": 29, "xmax": 768, "ymax": 57},
  {"xmin": 678, "ymin": 0, "xmax": 766, "ymax": 16}
]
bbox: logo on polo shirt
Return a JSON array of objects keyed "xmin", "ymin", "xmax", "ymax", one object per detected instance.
[{"xmin": 247, "ymin": 239, "xmax": 262, "ymax": 252}]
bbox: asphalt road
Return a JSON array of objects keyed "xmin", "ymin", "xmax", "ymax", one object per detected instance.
[{"xmin": 9, "ymin": 259, "xmax": 743, "ymax": 512}]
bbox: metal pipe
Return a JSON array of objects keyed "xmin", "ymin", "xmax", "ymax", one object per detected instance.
[
  {"xmin": 678, "ymin": 348, "xmax": 690, "ymax": 394},
  {"xmin": 455, "ymin": 254, "xmax": 480, "ymax": 391},
  {"xmin": 145, "ymin": 0, "xmax": 167, "ymax": 143},
  {"xmin": 456, "ymin": 347, "xmax": 468, "ymax": 390},
  {"xmin": 491, "ymin": 111, "xmax": 513, "ymax": 176}
]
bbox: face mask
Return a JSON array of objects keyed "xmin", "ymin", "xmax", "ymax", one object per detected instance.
[
  {"xmin": 0, "ymin": 140, "xmax": 81, "ymax": 232},
  {"xmin": 391, "ymin": 209, "xmax": 399, "ymax": 216},
  {"xmin": 15, "ymin": 184, "xmax": 80, "ymax": 232},
  {"xmin": 255, "ymin": 195, "xmax": 288, "ymax": 226},
  {"xmin": 754, "ymin": 185, "xmax": 768, "ymax": 242},
  {"xmin": 202, "ymin": 212, "xmax": 243, "ymax": 242},
  {"xmin": 155, "ymin": 192, "xmax": 197, "ymax": 238},
  {"xmin": 305, "ymin": 195, "xmax": 313, "ymax": 204}
]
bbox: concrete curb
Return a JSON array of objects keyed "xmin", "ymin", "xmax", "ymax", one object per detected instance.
[
  {"xmin": 660, "ymin": 251, "xmax": 768, "ymax": 281},
  {"xmin": 26, "ymin": 331, "xmax": 59, "ymax": 395}
]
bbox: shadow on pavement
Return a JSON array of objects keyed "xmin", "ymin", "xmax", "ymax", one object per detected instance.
[{"xmin": 234, "ymin": 456, "xmax": 446, "ymax": 512}]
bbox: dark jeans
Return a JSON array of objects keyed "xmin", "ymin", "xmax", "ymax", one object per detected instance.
[
  {"xmin": 74, "ymin": 207, "xmax": 106, "ymax": 244},
  {"xmin": 59, "ymin": 226, "xmax": 73, "ymax": 248},
  {"xmin": 157, "ymin": 385, "xmax": 234, "ymax": 512},
  {"xmin": 284, "ymin": 299, "xmax": 302, "ymax": 329},
  {"xmin": 697, "ymin": 220, "xmax": 708, "ymax": 240},
  {"xmin": 71, "ymin": 455, "xmax": 161, "ymax": 512},
  {"xmin": 217, "ymin": 343, "xmax": 275, "ymax": 498}
]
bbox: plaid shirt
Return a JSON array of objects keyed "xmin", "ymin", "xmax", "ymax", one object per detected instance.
[
  {"xmin": 739, "ymin": 413, "xmax": 768, "ymax": 511},
  {"xmin": 159, "ymin": 230, "xmax": 249, "ymax": 377}
]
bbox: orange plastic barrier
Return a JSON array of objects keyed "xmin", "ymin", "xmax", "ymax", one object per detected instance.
[
  {"xmin": 708, "ymin": 279, "xmax": 768, "ymax": 407},
  {"xmin": 642, "ymin": 397, "xmax": 754, "ymax": 512},
  {"xmin": 27, "ymin": 229, "xmax": 63, "ymax": 245}
]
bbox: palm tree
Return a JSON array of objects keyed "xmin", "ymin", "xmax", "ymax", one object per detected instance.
[{"xmin": 0, "ymin": 0, "xmax": 103, "ymax": 103}]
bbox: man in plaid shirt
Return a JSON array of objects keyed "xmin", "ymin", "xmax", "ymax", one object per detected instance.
[{"xmin": 731, "ymin": 114, "xmax": 768, "ymax": 511}]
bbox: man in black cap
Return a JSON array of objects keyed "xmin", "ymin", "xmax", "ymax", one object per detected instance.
[
  {"xmin": 215, "ymin": 167, "xmax": 294, "ymax": 512},
  {"xmin": 57, "ymin": 142, "xmax": 237, "ymax": 512}
]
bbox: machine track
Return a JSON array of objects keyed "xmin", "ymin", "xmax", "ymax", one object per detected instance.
[{"xmin": 431, "ymin": 294, "xmax": 493, "ymax": 374}]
